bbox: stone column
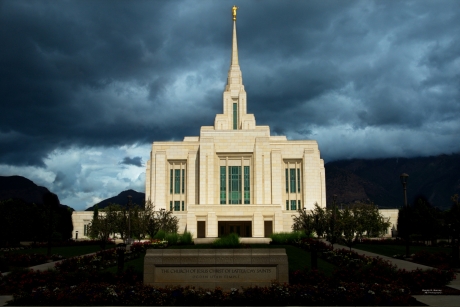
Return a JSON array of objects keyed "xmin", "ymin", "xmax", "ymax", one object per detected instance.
[
  {"xmin": 154, "ymin": 151, "xmax": 166, "ymax": 210},
  {"xmin": 271, "ymin": 149, "xmax": 282, "ymax": 208},
  {"xmin": 254, "ymin": 137, "xmax": 270, "ymax": 204},
  {"xmin": 274, "ymin": 210, "xmax": 283, "ymax": 233},
  {"xmin": 253, "ymin": 212, "xmax": 264, "ymax": 237},
  {"xmin": 207, "ymin": 212, "xmax": 217, "ymax": 237},
  {"xmin": 187, "ymin": 150, "xmax": 198, "ymax": 206},
  {"xmin": 303, "ymin": 148, "xmax": 319, "ymax": 211},
  {"xmin": 199, "ymin": 137, "xmax": 215, "ymax": 205},
  {"xmin": 187, "ymin": 210, "xmax": 197, "ymax": 238}
]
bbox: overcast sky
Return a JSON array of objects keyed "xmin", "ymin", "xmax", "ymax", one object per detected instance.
[{"xmin": 1, "ymin": 0, "xmax": 459, "ymax": 210}]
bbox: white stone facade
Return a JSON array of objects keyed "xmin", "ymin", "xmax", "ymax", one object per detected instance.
[
  {"xmin": 71, "ymin": 211, "xmax": 94, "ymax": 240},
  {"xmin": 145, "ymin": 19, "xmax": 326, "ymax": 239}
]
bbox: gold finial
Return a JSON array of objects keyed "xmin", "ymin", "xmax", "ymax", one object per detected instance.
[{"xmin": 232, "ymin": 5, "xmax": 238, "ymax": 21}]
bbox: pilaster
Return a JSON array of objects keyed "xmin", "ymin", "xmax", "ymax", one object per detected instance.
[
  {"xmin": 271, "ymin": 149, "xmax": 282, "ymax": 208},
  {"xmin": 187, "ymin": 150, "xmax": 198, "ymax": 205},
  {"xmin": 207, "ymin": 212, "xmax": 217, "ymax": 237},
  {"xmin": 154, "ymin": 151, "xmax": 166, "ymax": 210},
  {"xmin": 253, "ymin": 212, "xmax": 264, "ymax": 237}
]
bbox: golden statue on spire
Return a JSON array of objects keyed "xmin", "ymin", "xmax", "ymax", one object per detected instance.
[{"xmin": 232, "ymin": 5, "xmax": 238, "ymax": 21}]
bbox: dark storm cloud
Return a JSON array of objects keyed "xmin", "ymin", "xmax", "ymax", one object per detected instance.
[
  {"xmin": 1, "ymin": 0, "xmax": 460, "ymax": 168},
  {"xmin": 120, "ymin": 156, "xmax": 143, "ymax": 167}
]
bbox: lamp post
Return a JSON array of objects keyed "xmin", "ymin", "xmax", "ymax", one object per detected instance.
[
  {"xmin": 400, "ymin": 173, "xmax": 409, "ymax": 256},
  {"xmin": 127, "ymin": 195, "xmax": 132, "ymax": 245}
]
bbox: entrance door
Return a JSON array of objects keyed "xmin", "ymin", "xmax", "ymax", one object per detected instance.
[
  {"xmin": 218, "ymin": 221, "xmax": 252, "ymax": 237},
  {"xmin": 264, "ymin": 221, "xmax": 273, "ymax": 237},
  {"xmin": 197, "ymin": 221, "xmax": 206, "ymax": 238}
]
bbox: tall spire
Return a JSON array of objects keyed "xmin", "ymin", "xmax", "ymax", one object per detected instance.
[
  {"xmin": 231, "ymin": 20, "xmax": 239, "ymax": 66},
  {"xmin": 227, "ymin": 5, "xmax": 242, "ymax": 88},
  {"xmin": 215, "ymin": 6, "xmax": 255, "ymax": 131},
  {"xmin": 231, "ymin": 5, "xmax": 239, "ymax": 66}
]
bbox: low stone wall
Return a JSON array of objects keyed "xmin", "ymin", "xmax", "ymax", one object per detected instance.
[{"xmin": 144, "ymin": 248, "xmax": 288, "ymax": 289}]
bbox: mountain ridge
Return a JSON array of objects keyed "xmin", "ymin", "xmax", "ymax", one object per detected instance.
[{"xmin": 325, "ymin": 153, "xmax": 460, "ymax": 209}]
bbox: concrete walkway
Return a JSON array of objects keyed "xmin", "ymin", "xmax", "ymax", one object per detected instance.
[{"xmin": 333, "ymin": 243, "xmax": 460, "ymax": 306}]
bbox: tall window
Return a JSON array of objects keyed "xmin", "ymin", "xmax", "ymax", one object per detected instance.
[
  {"xmin": 219, "ymin": 157, "xmax": 251, "ymax": 205},
  {"xmin": 174, "ymin": 169, "xmax": 181, "ymax": 194},
  {"xmin": 244, "ymin": 166, "xmax": 250, "ymax": 204},
  {"xmin": 168, "ymin": 161, "xmax": 186, "ymax": 211},
  {"xmin": 233, "ymin": 103, "xmax": 238, "ymax": 130},
  {"xmin": 220, "ymin": 166, "xmax": 226, "ymax": 204},
  {"xmin": 290, "ymin": 169, "xmax": 296, "ymax": 193},
  {"xmin": 285, "ymin": 161, "xmax": 302, "ymax": 210},
  {"xmin": 286, "ymin": 167, "xmax": 301, "ymax": 193},
  {"xmin": 229, "ymin": 166, "xmax": 241, "ymax": 204}
]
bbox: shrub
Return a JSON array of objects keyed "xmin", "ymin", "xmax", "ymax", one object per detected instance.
[
  {"xmin": 212, "ymin": 233, "xmax": 240, "ymax": 248},
  {"xmin": 179, "ymin": 231, "xmax": 193, "ymax": 245},
  {"xmin": 270, "ymin": 231, "xmax": 309, "ymax": 245},
  {"xmin": 153, "ymin": 230, "xmax": 166, "ymax": 240},
  {"xmin": 150, "ymin": 231, "xmax": 193, "ymax": 246},
  {"xmin": 130, "ymin": 240, "xmax": 168, "ymax": 253},
  {"xmin": 164, "ymin": 232, "xmax": 180, "ymax": 245},
  {"xmin": 295, "ymin": 237, "xmax": 332, "ymax": 252}
]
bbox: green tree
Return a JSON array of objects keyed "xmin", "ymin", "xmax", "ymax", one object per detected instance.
[
  {"xmin": 87, "ymin": 210, "xmax": 114, "ymax": 249},
  {"xmin": 292, "ymin": 208, "xmax": 314, "ymax": 236},
  {"xmin": 89, "ymin": 205, "xmax": 100, "ymax": 239},
  {"xmin": 352, "ymin": 201, "xmax": 390, "ymax": 239},
  {"xmin": 397, "ymin": 195, "xmax": 442, "ymax": 244},
  {"xmin": 312, "ymin": 203, "xmax": 327, "ymax": 238},
  {"xmin": 142, "ymin": 201, "xmax": 179, "ymax": 239},
  {"xmin": 324, "ymin": 205, "xmax": 342, "ymax": 248},
  {"xmin": 340, "ymin": 206, "xmax": 358, "ymax": 250}
]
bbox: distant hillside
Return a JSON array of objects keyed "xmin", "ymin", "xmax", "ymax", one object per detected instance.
[
  {"xmin": 0, "ymin": 175, "xmax": 52, "ymax": 205},
  {"xmin": 325, "ymin": 153, "xmax": 460, "ymax": 210},
  {"xmin": 0, "ymin": 175, "xmax": 74, "ymax": 241},
  {"xmin": 85, "ymin": 189, "xmax": 145, "ymax": 211}
]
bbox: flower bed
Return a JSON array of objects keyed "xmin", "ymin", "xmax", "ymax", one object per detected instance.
[
  {"xmin": 0, "ymin": 253, "xmax": 63, "ymax": 269},
  {"xmin": 8, "ymin": 282, "xmax": 417, "ymax": 306},
  {"xmin": 294, "ymin": 238, "xmax": 332, "ymax": 252},
  {"xmin": 1, "ymin": 239, "xmax": 456, "ymax": 306},
  {"xmin": 129, "ymin": 239, "xmax": 168, "ymax": 253},
  {"xmin": 29, "ymin": 239, "xmax": 116, "ymax": 248},
  {"xmin": 294, "ymin": 239, "xmax": 456, "ymax": 293},
  {"xmin": 55, "ymin": 248, "xmax": 140, "ymax": 272},
  {"xmin": 412, "ymin": 250, "xmax": 451, "ymax": 268},
  {"xmin": 357, "ymin": 238, "xmax": 426, "ymax": 246}
]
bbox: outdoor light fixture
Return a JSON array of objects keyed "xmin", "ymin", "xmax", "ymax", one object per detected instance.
[
  {"xmin": 399, "ymin": 173, "xmax": 410, "ymax": 256},
  {"xmin": 399, "ymin": 173, "xmax": 409, "ymax": 207}
]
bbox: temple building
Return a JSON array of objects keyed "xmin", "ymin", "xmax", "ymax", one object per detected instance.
[
  {"xmin": 144, "ymin": 9, "xmax": 326, "ymax": 238},
  {"xmin": 71, "ymin": 9, "xmax": 400, "ymax": 240}
]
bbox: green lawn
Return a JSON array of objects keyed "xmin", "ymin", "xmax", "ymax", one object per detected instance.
[
  {"xmin": 107, "ymin": 244, "xmax": 336, "ymax": 276},
  {"xmin": 353, "ymin": 243, "xmax": 452, "ymax": 257},
  {"xmin": 5, "ymin": 244, "xmax": 114, "ymax": 258}
]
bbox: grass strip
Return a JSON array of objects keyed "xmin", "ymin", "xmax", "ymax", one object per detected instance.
[{"xmin": 353, "ymin": 244, "xmax": 452, "ymax": 257}]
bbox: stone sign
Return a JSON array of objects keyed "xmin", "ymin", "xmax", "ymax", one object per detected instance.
[{"xmin": 144, "ymin": 249, "xmax": 288, "ymax": 289}]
